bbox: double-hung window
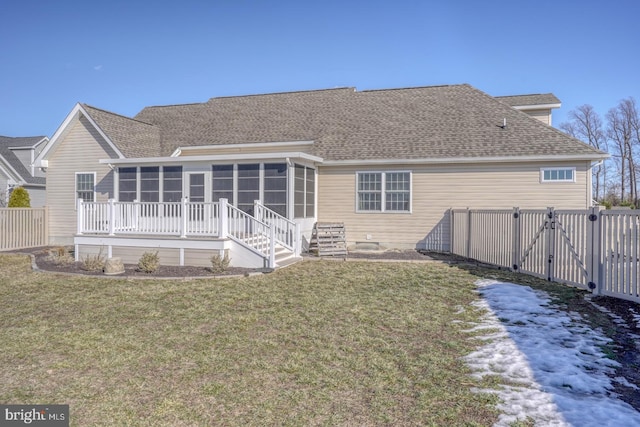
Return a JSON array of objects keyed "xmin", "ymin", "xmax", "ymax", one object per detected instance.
[
  {"xmin": 76, "ymin": 172, "xmax": 95, "ymax": 204},
  {"xmin": 357, "ymin": 171, "xmax": 411, "ymax": 212}
]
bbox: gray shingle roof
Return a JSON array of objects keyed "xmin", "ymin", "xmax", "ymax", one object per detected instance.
[
  {"xmin": 81, "ymin": 105, "xmax": 162, "ymax": 158},
  {"xmin": 128, "ymin": 84, "xmax": 604, "ymax": 161},
  {"xmin": 0, "ymin": 136, "xmax": 46, "ymax": 185},
  {"xmin": 496, "ymin": 93, "xmax": 561, "ymax": 107}
]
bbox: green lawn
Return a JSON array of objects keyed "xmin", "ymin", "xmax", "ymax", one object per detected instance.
[{"xmin": 0, "ymin": 254, "xmax": 504, "ymax": 426}]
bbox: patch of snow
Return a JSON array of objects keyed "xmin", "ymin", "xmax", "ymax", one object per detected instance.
[{"xmin": 465, "ymin": 279, "xmax": 640, "ymax": 427}]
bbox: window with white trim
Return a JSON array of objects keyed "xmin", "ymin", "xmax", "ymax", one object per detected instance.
[
  {"xmin": 357, "ymin": 171, "xmax": 411, "ymax": 212},
  {"xmin": 541, "ymin": 167, "xmax": 575, "ymax": 183},
  {"xmin": 76, "ymin": 172, "xmax": 95, "ymax": 203}
]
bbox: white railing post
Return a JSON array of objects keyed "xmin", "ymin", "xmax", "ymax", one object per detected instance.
[
  {"xmin": 295, "ymin": 222, "xmax": 301, "ymax": 256},
  {"xmin": 108, "ymin": 199, "xmax": 116, "ymax": 236},
  {"xmin": 254, "ymin": 200, "xmax": 263, "ymax": 221},
  {"xmin": 181, "ymin": 197, "xmax": 188, "ymax": 238},
  {"xmin": 269, "ymin": 225, "xmax": 276, "ymax": 268},
  {"xmin": 219, "ymin": 198, "xmax": 228, "ymax": 238},
  {"xmin": 133, "ymin": 199, "xmax": 140, "ymax": 231},
  {"xmin": 77, "ymin": 198, "xmax": 84, "ymax": 234}
]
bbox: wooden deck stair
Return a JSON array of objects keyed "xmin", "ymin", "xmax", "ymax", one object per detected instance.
[{"xmin": 310, "ymin": 222, "xmax": 347, "ymax": 257}]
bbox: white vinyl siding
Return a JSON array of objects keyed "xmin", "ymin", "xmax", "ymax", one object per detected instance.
[{"xmin": 356, "ymin": 171, "xmax": 411, "ymax": 213}]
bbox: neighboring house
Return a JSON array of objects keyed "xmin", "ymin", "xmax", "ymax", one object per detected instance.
[
  {"xmin": 0, "ymin": 136, "xmax": 48, "ymax": 207},
  {"xmin": 34, "ymin": 84, "xmax": 607, "ymax": 268}
]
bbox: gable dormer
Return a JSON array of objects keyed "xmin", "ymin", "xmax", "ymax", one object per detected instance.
[{"xmin": 496, "ymin": 93, "xmax": 561, "ymax": 126}]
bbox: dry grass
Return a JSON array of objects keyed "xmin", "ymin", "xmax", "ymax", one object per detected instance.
[{"xmin": 0, "ymin": 254, "xmax": 502, "ymax": 426}]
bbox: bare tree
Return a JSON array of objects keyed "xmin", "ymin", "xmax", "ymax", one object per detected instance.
[
  {"xmin": 607, "ymin": 98, "xmax": 640, "ymax": 205},
  {"xmin": 559, "ymin": 105, "xmax": 608, "ymax": 200}
]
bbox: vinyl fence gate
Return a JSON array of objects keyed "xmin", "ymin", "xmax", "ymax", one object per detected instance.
[{"xmin": 450, "ymin": 207, "xmax": 640, "ymax": 304}]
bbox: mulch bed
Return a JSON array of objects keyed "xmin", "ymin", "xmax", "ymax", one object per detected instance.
[{"xmin": 7, "ymin": 247, "xmax": 435, "ymax": 278}]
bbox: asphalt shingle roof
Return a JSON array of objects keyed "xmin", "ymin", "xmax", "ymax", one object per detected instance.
[
  {"xmin": 496, "ymin": 93, "xmax": 561, "ymax": 107},
  {"xmin": 73, "ymin": 84, "xmax": 604, "ymax": 162},
  {"xmin": 81, "ymin": 105, "xmax": 162, "ymax": 158},
  {"xmin": 0, "ymin": 136, "xmax": 46, "ymax": 185}
]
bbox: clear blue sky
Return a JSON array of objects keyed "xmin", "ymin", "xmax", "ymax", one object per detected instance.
[{"xmin": 1, "ymin": 0, "xmax": 638, "ymax": 138}]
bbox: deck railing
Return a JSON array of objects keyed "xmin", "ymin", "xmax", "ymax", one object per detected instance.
[
  {"xmin": 78, "ymin": 199, "xmax": 220, "ymax": 237},
  {"xmin": 254, "ymin": 200, "xmax": 300, "ymax": 255},
  {"xmin": 77, "ymin": 198, "xmax": 282, "ymax": 268}
]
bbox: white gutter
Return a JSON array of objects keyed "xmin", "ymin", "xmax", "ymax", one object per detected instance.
[
  {"xmin": 512, "ymin": 103, "xmax": 561, "ymax": 111},
  {"xmin": 322, "ymin": 153, "xmax": 609, "ymax": 166},
  {"xmin": 99, "ymin": 151, "xmax": 324, "ymax": 165}
]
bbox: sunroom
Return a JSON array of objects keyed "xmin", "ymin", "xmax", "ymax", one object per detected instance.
[{"xmin": 74, "ymin": 143, "xmax": 321, "ymax": 269}]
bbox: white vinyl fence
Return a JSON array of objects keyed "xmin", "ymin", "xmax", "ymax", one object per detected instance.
[
  {"xmin": 450, "ymin": 207, "xmax": 639, "ymax": 304},
  {"xmin": 0, "ymin": 207, "xmax": 48, "ymax": 251}
]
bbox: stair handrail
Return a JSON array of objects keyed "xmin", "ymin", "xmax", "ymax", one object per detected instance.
[
  {"xmin": 254, "ymin": 200, "xmax": 300, "ymax": 256},
  {"xmin": 226, "ymin": 202, "xmax": 276, "ymax": 269}
]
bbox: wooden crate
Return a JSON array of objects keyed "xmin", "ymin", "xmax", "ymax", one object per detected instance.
[{"xmin": 310, "ymin": 222, "xmax": 347, "ymax": 257}]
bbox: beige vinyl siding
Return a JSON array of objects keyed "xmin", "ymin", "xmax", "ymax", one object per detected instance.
[
  {"xmin": 318, "ymin": 161, "xmax": 591, "ymax": 250},
  {"xmin": 522, "ymin": 109, "xmax": 551, "ymax": 125},
  {"xmin": 183, "ymin": 248, "xmax": 218, "ymax": 267},
  {"xmin": 76, "ymin": 246, "xmax": 180, "ymax": 266},
  {"xmin": 47, "ymin": 116, "xmax": 117, "ymax": 244},
  {"xmin": 179, "ymin": 143, "xmax": 313, "ymax": 157}
]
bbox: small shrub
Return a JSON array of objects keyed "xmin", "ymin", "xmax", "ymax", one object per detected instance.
[
  {"xmin": 81, "ymin": 248, "xmax": 105, "ymax": 272},
  {"xmin": 8, "ymin": 187, "xmax": 30, "ymax": 207},
  {"xmin": 210, "ymin": 251, "xmax": 231, "ymax": 274},
  {"xmin": 138, "ymin": 251, "xmax": 160, "ymax": 273},
  {"xmin": 46, "ymin": 246, "xmax": 75, "ymax": 265}
]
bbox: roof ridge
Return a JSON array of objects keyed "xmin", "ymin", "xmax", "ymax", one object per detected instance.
[
  {"xmin": 358, "ymin": 83, "xmax": 469, "ymax": 93},
  {"xmin": 208, "ymin": 87, "xmax": 355, "ymax": 102},
  {"xmin": 495, "ymin": 93, "xmax": 555, "ymax": 98},
  {"xmin": 82, "ymin": 103, "xmax": 157, "ymax": 127}
]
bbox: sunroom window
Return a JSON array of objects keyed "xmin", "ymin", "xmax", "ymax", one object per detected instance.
[
  {"xmin": 118, "ymin": 167, "xmax": 137, "ymax": 202},
  {"xmin": 140, "ymin": 166, "xmax": 160, "ymax": 202},
  {"xmin": 294, "ymin": 164, "xmax": 315, "ymax": 218}
]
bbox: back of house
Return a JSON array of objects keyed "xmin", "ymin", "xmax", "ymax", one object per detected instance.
[{"xmin": 34, "ymin": 83, "xmax": 607, "ymax": 267}]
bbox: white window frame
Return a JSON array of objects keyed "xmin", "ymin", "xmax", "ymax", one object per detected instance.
[
  {"xmin": 356, "ymin": 171, "xmax": 412, "ymax": 213},
  {"xmin": 540, "ymin": 167, "xmax": 576, "ymax": 183},
  {"xmin": 75, "ymin": 171, "xmax": 96, "ymax": 209}
]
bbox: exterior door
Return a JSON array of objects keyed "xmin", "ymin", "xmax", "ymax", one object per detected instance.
[{"xmin": 188, "ymin": 173, "xmax": 205, "ymax": 221}]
